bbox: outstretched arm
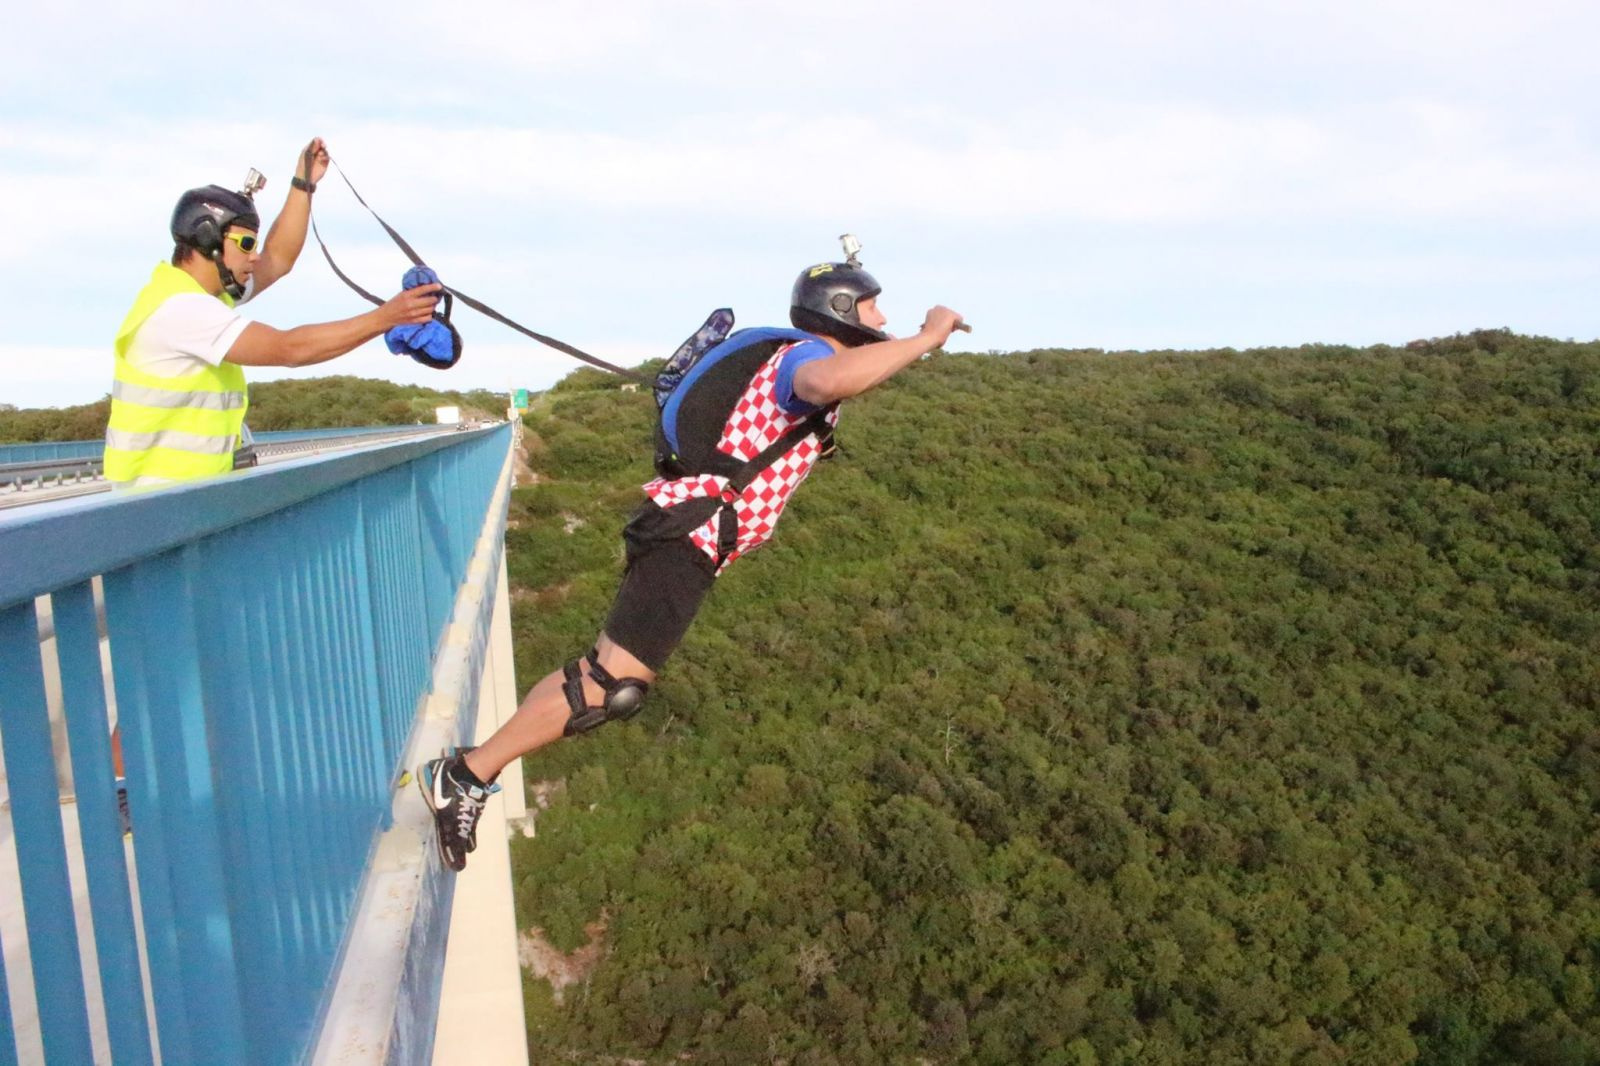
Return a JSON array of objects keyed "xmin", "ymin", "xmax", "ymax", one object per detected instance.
[
  {"xmin": 251, "ymin": 137, "xmax": 331, "ymax": 296},
  {"xmin": 224, "ymin": 283, "xmax": 441, "ymax": 368},
  {"xmin": 792, "ymin": 305, "xmax": 964, "ymax": 406}
]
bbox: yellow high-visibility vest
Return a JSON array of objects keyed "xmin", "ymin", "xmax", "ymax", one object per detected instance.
[{"xmin": 104, "ymin": 263, "xmax": 249, "ymax": 483}]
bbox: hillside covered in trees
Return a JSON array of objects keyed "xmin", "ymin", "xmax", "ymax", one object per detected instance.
[
  {"xmin": 0, "ymin": 375, "xmax": 504, "ymax": 441},
  {"xmin": 502, "ymin": 330, "xmax": 1598, "ymax": 1065}
]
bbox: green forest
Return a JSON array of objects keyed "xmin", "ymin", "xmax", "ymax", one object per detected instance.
[
  {"xmin": 502, "ymin": 329, "xmax": 1599, "ymax": 1065},
  {"xmin": 0, "ymin": 375, "xmax": 504, "ymax": 440},
  {"xmin": 9, "ymin": 332, "xmax": 1590, "ymax": 1063}
]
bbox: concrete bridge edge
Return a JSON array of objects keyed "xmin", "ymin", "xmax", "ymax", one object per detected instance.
[{"xmin": 312, "ymin": 437, "xmax": 529, "ymax": 1066}]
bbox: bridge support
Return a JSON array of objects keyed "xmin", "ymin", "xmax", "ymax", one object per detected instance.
[{"xmin": 312, "ymin": 431, "xmax": 528, "ymax": 1065}]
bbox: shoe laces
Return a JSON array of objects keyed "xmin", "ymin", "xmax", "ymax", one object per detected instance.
[
  {"xmin": 447, "ymin": 765, "xmax": 499, "ymax": 844},
  {"xmin": 454, "ymin": 784, "xmax": 488, "ymax": 841}
]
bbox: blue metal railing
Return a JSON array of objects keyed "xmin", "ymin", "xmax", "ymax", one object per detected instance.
[
  {"xmin": 0, "ymin": 441, "xmax": 104, "ymax": 464},
  {"xmin": 0, "ymin": 424, "xmax": 445, "ymax": 467},
  {"xmin": 0, "ymin": 423, "xmax": 512, "ymax": 1065}
]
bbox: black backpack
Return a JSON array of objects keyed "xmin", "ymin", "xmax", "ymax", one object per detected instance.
[{"xmin": 652, "ymin": 314, "xmax": 837, "ymax": 484}]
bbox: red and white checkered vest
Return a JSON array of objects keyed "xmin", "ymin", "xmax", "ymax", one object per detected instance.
[{"xmin": 643, "ymin": 343, "xmax": 838, "ymax": 573}]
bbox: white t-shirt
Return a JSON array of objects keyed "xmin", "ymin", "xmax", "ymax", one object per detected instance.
[{"xmin": 124, "ymin": 281, "xmax": 254, "ymax": 375}]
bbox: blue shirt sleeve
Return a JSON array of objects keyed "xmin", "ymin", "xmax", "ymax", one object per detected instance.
[{"xmin": 772, "ymin": 338, "xmax": 835, "ymax": 415}]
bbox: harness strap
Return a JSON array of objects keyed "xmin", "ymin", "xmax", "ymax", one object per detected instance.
[
  {"xmin": 585, "ymin": 648, "xmax": 615, "ymax": 687},
  {"xmin": 711, "ymin": 405, "xmax": 836, "ymax": 564},
  {"xmin": 562, "ymin": 656, "xmax": 588, "ymax": 708},
  {"xmin": 314, "ymin": 159, "xmax": 648, "ymax": 383},
  {"xmin": 624, "ymin": 402, "xmax": 837, "ymax": 568},
  {"xmin": 728, "ymin": 407, "xmax": 836, "ymax": 494}
]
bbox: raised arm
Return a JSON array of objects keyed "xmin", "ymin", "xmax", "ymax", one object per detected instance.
[
  {"xmin": 792, "ymin": 305, "xmax": 964, "ymax": 406},
  {"xmin": 224, "ymin": 283, "xmax": 441, "ymax": 368},
  {"xmin": 250, "ymin": 137, "xmax": 330, "ymax": 295}
]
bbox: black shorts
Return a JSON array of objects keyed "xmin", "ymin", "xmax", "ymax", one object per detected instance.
[{"xmin": 602, "ymin": 530, "xmax": 716, "ymax": 672}]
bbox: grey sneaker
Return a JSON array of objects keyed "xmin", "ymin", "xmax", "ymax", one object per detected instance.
[{"xmin": 418, "ymin": 752, "xmax": 499, "ymax": 872}]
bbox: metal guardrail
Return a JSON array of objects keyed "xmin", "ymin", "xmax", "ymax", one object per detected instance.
[
  {"xmin": 0, "ymin": 423, "xmax": 513, "ymax": 1065},
  {"xmin": 0, "ymin": 458, "xmax": 102, "ymax": 489},
  {"xmin": 0, "ymin": 425, "xmax": 470, "ymax": 506},
  {"xmin": 0, "ymin": 425, "xmax": 446, "ymax": 469}
]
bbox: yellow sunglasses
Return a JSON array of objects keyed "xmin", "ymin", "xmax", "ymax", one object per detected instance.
[{"xmin": 224, "ymin": 231, "xmax": 260, "ymax": 253}]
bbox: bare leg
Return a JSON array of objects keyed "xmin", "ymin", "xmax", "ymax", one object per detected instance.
[{"xmin": 462, "ymin": 632, "xmax": 656, "ymax": 785}]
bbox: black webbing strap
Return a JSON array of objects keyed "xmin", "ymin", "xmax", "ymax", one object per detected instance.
[
  {"xmin": 312, "ymin": 159, "xmax": 648, "ymax": 383},
  {"xmin": 311, "ymin": 214, "xmax": 383, "ymax": 307},
  {"xmin": 302, "ymin": 145, "xmax": 384, "ymax": 308},
  {"xmin": 445, "ymin": 283, "xmax": 647, "ymax": 383},
  {"xmin": 727, "ymin": 407, "xmax": 836, "ymax": 495},
  {"xmin": 621, "ymin": 403, "xmax": 839, "ymax": 564}
]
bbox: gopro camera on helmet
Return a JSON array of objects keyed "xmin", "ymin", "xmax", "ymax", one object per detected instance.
[
  {"xmin": 240, "ymin": 168, "xmax": 266, "ymax": 198},
  {"xmin": 839, "ymin": 233, "xmax": 862, "ymax": 267}
]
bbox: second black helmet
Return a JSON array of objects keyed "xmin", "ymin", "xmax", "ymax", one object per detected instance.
[{"xmin": 171, "ymin": 185, "xmax": 261, "ymax": 256}]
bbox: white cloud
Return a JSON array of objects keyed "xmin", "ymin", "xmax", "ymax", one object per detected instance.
[
  {"xmin": 4, "ymin": 0, "xmax": 1598, "ymax": 409},
  {"xmin": 4, "ymin": 96, "xmax": 1595, "ymax": 261}
]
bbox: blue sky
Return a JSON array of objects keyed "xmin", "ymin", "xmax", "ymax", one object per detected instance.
[{"xmin": 4, "ymin": 0, "xmax": 1597, "ymax": 408}]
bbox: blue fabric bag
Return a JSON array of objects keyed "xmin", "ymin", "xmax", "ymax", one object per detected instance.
[{"xmin": 385, "ymin": 264, "xmax": 463, "ymax": 369}]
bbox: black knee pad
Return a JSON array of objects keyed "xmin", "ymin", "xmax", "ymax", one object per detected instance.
[{"xmin": 562, "ymin": 648, "xmax": 650, "ymax": 736}]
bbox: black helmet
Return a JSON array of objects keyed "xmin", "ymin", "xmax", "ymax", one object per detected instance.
[
  {"xmin": 790, "ymin": 262, "xmax": 888, "ymax": 348},
  {"xmin": 171, "ymin": 185, "xmax": 261, "ymax": 256}
]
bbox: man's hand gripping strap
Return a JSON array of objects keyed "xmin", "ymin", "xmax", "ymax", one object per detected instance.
[{"xmin": 562, "ymin": 648, "xmax": 650, "ymax": 736}]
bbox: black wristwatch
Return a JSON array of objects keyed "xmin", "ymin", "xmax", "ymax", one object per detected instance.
[{"xmin": 291, "ymin": 175, "xmax": 316, "ymax": 194}]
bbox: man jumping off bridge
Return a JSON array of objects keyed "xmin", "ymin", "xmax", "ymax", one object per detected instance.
[{"xmin": 419, "ymin": 250, "xmax": 963, "ymax": 871}]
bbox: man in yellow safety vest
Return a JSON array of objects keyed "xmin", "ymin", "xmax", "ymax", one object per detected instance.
[
  {"xmin": 102, "ymin": 139, "xmax": 446, "ymax": 822},
  {"xmin": 105, "ymin": 137, "xmax": 442, "ymax": 487}
]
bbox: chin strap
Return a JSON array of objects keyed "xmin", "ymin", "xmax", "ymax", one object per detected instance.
[{"xmin": 212, "ymin": 251, "xmax": 246, "ymax": 301}]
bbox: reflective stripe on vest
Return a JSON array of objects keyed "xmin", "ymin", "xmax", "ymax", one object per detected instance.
[
  {"xmin": 110, "ymin": 379, "xmax": 247, "ymax": 411},
  {"xmin": 104, "ymin": 427, "xmax": 238, "ymax": 455},
  {"xmin": 104, "ymin": 262, "xmax": 248, "ymax": 483}
]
